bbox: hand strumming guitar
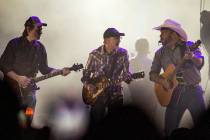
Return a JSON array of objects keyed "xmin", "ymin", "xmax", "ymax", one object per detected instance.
[
  {"xmin": 17, "ymin": 75, "xmax": 31, "ymax": 88},
  {"xmin": 85, "ymin": 83, "xmax": 96, "ymax": 93},
  {"xmin": 158, "ymin": 77, "xmax": 170, "ymax": 91}
]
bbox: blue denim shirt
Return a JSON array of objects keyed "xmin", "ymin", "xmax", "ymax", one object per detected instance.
[{"xmin": 150, "ymin": 44, "xmax": 204, "ymax": 85}]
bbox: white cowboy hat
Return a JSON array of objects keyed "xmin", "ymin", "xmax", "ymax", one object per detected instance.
[{"xmin": 153, "ymin": 19, "xmax": 187, "ymax": 41}]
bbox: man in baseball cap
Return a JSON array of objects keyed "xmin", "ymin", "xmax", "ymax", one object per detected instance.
[
  {"xmin": 102, "ymin": 28, "xmax": 125, "ymax": 51},
  {"xmin": 81, "ymin": 27, "xmax": 132, "ymax": 124},
  {"xmin": 103, "ymin": 28, "xmax": 125, "ymax": 38},
  {"xmin": 22, "ymin": 16, "xmax": 47, "ymax": 40},
  {"xmin": 0, "ymin": 16, "xmax": 71, "ymax": 127},
  {"xmin": 24, "ymin": 16, "xmax": 47, "ymax": 27}
]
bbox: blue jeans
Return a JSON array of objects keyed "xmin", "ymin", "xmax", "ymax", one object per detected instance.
[
  {"xmin": 19, "ymin": 88, "xmax": 36, "ymax": 123},
  {"xmin": 20, "ymin": 89, "xmax": 36, "ymax": 109},
  {"xmin": 165, "ymin": 85, "xmax": 205, "ymax": 136}
]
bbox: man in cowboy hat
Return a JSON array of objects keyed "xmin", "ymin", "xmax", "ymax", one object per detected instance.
[{"xmin": 149, "ymin": 19, "xmax": 205, "ymax": 135}]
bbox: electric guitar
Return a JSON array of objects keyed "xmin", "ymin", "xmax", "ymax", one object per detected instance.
[
  {"xmin": 5, "ymin": 63, "xmax": 83, "ymax": 96},
  {"xmin": 82, "ymin": 71, "xmax": 145, "ymax": 105}
]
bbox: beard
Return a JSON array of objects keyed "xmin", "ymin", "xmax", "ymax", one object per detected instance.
[{"xmin": 160, "ymin": 35, "xmax": 173, "ymax": 46}]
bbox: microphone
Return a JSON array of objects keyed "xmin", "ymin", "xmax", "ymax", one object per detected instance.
[{"xmin": 158, "ymin": 40, "xmax": 162, "ymax": 46}]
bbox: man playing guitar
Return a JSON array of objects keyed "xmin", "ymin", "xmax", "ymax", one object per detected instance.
[
  {"xmin": 0, "ymin": 16, "xmax": 70, "ymax": 126},
  {"xmin": 149, "ymin": 19, "xmax": 205, "ymax": 135},
  {"xmin": 81, "ymin": 28, "xmax": 132, "ymax": 125}
]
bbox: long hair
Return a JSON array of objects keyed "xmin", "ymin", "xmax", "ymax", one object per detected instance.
[{"xmin": 22, "ymin": 24, "xmax": 35, "ymax": 37}]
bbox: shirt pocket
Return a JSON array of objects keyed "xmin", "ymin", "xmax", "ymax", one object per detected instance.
[
  {"xmin": 14, "ymin": 50, "xmax": 32, "ymax": 68},
  {"xmin": 14, "ymin": 50, "xmax": 26, "ymax": 64}
]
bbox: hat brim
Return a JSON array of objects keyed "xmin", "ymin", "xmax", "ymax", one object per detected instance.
[
  {"xmin": 153, "ymin": 25, "xmax": 171, "ymax": 30},
  {"xmin": 119, "ymin": 33, "xmax": 125, "ymax": 36},
  {"xmin": 104, "ymin": 33, "xmax": 125, "ymax": 38},
  {"xmin": 153, "ymin": 25, "xmax": 187, "ymax": 41},
  {"xmin": 36, "ymin": 23, "xmax": 47, "ymax": 27}
]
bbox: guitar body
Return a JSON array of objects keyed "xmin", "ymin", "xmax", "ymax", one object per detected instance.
[
  {"xmin": 154, "ymin": 64, "xmax": 178, "ymax": 107},
  {"xmin": 4, "ymin": 76, "xmax": 37, "ymax": 99},
  {"xmin": 82, "ymin": 77, "xmax": 108, "ymax": 105}
]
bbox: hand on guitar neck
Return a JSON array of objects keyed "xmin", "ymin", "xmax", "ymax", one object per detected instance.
[
  {"xmin": 51, "ymin": 67, "xmax": 71, "ymax": 76},
  {"xmin": 183, "ymin": 51, "xmax": 194, "ymax": 60},
  {"xmin": 5, "ymin": 63, "xmax": 83, "ymax": 90},
  {"xmin": 14, "ymin": 67, "xmax": 71, "ymax": 88},
  {"xmin": 183, "ymin": 51, "xmax": 203, "ymax": 67}
]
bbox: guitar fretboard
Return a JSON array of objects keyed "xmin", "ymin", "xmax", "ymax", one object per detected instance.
[
  {"xmin": 108, "ymin": 71, "xmax": 145, "ymax": 86},
  {"xmin": 30, "ymin": 64, "xmax": 83, "ymax": 84},
  {"xmin": 33, "ymin": 70, "xmax": 63, "ymax": 83}
]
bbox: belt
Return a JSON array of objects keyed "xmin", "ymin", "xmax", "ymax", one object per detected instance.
[{"xmin": 178, "ymin": 83, "xmax": 199, "ymax": 88}]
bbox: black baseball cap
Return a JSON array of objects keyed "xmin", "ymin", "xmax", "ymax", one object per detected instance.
[
  {"xmin": 24, "ymin": 16, "xmax": 47, "ymax": 27},
  {"xmin": 103, "ymin": 28, "xmax": 125, "ymax": 38}
]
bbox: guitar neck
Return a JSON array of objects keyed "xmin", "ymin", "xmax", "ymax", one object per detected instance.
[
  {"xmin": 33, "ymin": 70, "xmax": 63, "ymax": 83},
  {"xmin": 31, "ymin": 63, "xmax": 83, "ymax": 84},
  {"xmin": 109, "ymin": 72, "xmax": 144, "ymax": 86}
]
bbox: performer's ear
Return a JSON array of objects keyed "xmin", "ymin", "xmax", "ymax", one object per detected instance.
[{"xmin": 104, "ymin": 38, "xmax": 108, "ymax": 44}]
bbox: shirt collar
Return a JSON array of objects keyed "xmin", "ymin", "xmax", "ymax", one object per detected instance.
[
  {"xmin": 101, "ymin": 45, "xmax": 118, "ymax": 55},
  {"xmin": 21, "ymin": 36, "xmax": 37, "ymax": 46}
]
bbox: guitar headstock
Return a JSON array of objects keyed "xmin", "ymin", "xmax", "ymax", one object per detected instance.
[
  {"xmin": 131, "ymin": 71, "xmax": 145, "ymax": 79},
  {"xmin": 70, "ymin": 63, "xmax": 84, "ymax": 72},
  {"xmin": 187, "ymin": 40, "xmax": 201, "ymax": 51},
  {"xmin": 195, "ymin": 40, "xmax": 201, "ymax": 46}
]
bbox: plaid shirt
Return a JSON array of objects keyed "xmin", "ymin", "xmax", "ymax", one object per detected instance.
[{"xmin": 82, "ymin": 45, "xmax": 131, "ymax": 89}]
